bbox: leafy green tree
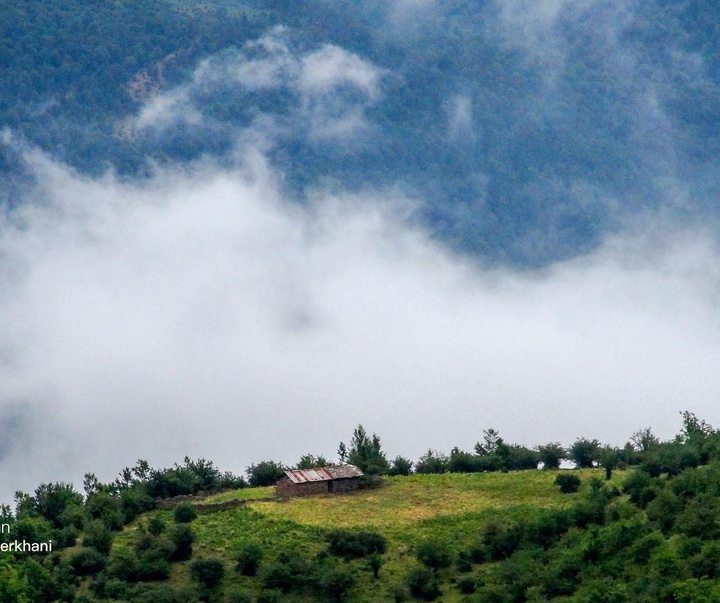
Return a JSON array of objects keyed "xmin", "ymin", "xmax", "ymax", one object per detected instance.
[
  {"xmin": 368, "ymin": 553, "xmax": 383, "ymax": 578},
  {"xmin": 569, "ymin": 438, "xmax": 601, "ymax": 468},
  {"xmin": 599, "ymin": 446, "xmax": 620, "ymax": 480},
  {"xmin": 82, "ymin": 519, "xmax": 114, "ymax": 554},
  {"xmin": 190, "ymin": 557, "xmax": 225, "ymax": 590},
  {"xmin": 316, "ymin": 566, "xmax": 355, "ymax": 602},
  {"xmin": 388, "ymin": 456, "xmax": 413, "ymax": 476},
  {"xmin": 173, "ymin": 502, "xmax": 197, "ymax": 524},
  {"xmin": 337, "ymin": 442, "xmax": 348, "ymax": 464},
  {"xmin": 32, "ymin": 482, "xmax": 83, "ymax": 528},
  {"xmin": 537, "ymin": 442, "xmax": 566, "ymax": 470},
  {"xmin": 629, "ymin": 427, "xmax": 660, "ymax": 453},
  {"xmin": 340, "ymin": 425, "xmax": 389, "ymax": 475},
  {"xmin": 246, "ymin": 461, "xmax": 287, "ymax": 487},
  {"xmin": 448, "ymin": 447, "xmax": 477, "ymax": 473},
  {"xmin": 405, "ymin": 566, "xmax": 441, "ymax": 601},
  {"xmin": 415, "ymin": 449, "xmax": 448, "ymax": 474},
  {"xmin": 416, "ymin": 538, "xmax": 453, "ymax": 569},
  {"xmin": 236, "ymin": 543, "xmax": 263, "ymax": 576},
  {"xmin": 297, "ymin": 454, "xmax": 328, "ymax": 469},
  {"xmin": 0, "ymin": 558, "xmax": 31, "ymax": 603},
  {"xmin": 85, "ymin": 490, "xmax": 123, "ymax": 529},
  {"xmin": 69, "ymin": 547, "xmax": 107, "ymax": 577},
  {"xmin": 168, "ymin": 523, "xmax": 195, "ymax": 561},
  {"xmin": 555, "ymin": 474, "xmax": 581, "ymax": 494},
  {"xmin": 326, "ymin": 530, "xmax": 386, "ymax": 559},
  {"xmin": 475, "ymin": 428, "xmax": 504, "ymax": 455}
]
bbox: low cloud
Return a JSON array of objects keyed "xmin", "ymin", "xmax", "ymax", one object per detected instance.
[
  {"xmin": 134, "ymin": 28, "xmax": 384, "ymax": 144},
  {"xmin": 0, "ymin": 143, "xmax": 719, "ymax": 501}
]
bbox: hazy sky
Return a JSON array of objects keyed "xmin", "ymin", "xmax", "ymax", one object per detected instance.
[{"xmin": 2, "ymin": 2, "xmax": 720, "ymax": 502}]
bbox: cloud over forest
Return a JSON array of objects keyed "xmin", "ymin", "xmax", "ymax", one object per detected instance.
[
  {"xmin": 0, "ymin": 140, "xmax": 719, "ymax": 501},
  {"xmin": 2, "ymin": 1, "xmax": 720, "ymax": 502}
]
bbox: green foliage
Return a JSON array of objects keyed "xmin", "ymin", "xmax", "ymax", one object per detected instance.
[
  {"xmin": 569, "ymin": 438, "xmax": 601, "ymax": 468},
  {"xmin": 30, "ymin": 482, "xmax": 83, "ymax": 528},
  {"xmin": 537, "ymin": 442, "xmax": 566, "ymax": 470},
  {"xmin": 341, "ymin": 425, "xmax": 390, "ymax": 475},
  {"xmin": 388, "ymin": 456, "xmax": 414, "ymax": 476},
  {"xmin": 261, "ymin": 550, "xmax": 314, "ymax": 593},
  {"xmin": 190, "ymin": 557, "xmax": 225, "ymax": 590},
  {"xmin": 368, "ymin": 552, "xmax": 383, "ymax": 578},
  {"xmin": 415, "ymin": 538, "xmax": 453, "ymax": 569},
  {"xmin": 173, "ymin": 501, "xmax": 197, "ymax": 524},
  {"xmin": 316, "ymin": 566, "xmax": 355, "ymax": 602},
  {"xmin": 82, "ymin": 518, "xmax": 114, "ymax": 554},
  {"xmin": 168, "ymin": 523, "xmax": 195, "ymax": 561},
  {"xmin": 326, "ymin": 529, "xmax": 387, "ymax": 559},
  {"xmin": 297, "ymin": 454, "xmax": 328, "ymax": 469},
  {"xmin": 126, "ymin": 583, "xmax": 201, "ymax": 603},
  {"xmin": 415, "ymin": 450, "xmax": 448, "ymax": 474},
  {"xmin": 68, "ymin": 547, "xmax": 106, "ymax": 577},
  {"xmin": 224, "ymin": 587, "xmax": 255, "ymax": 603},
  {"xmin": 600, "ymin": 446, "xmax": 620, "ymax": 480},
  {"xmin": 554, "ymin": 473, "xmax": 581, "ymax": 494},
  {"xmin": 246, "ymin": 461, "xmax": 287, "ymax": 487},
  {"xmin": 85, "ymin": 490, "xmax": 124, "ymax": 529},
  {"xmin": 236, "ymin": 542, "xmax": 264, "ymax": 576},
  {"xmin": 405, "ymin": 565, "xmax": 442, "ymax": 601}
]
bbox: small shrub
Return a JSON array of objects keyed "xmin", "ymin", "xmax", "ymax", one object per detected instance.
[
  {"xmin": 416, "ymin": 538, "xmax": 453, "ymax": 569},
  {"xmin": 257, "ymin": 590, "xmax": 282, "ymax": 603},
  {"xmin": 82, "ymin": 519, "xmax": 114, "ymax": 554},
  {"xmin": 261, "ymin": 551, "xmax": 313, "ymax": 593},
  {"xmin": 392, "ymin": 584, "xmax": 409, "ymax": 602},
  {"xmin": 326, "ymin": 529, "xmax": 387, "ymax": 559},
  {"xmin": 224, "ymin": 587, "xmax": 255, "ymax": 603},
  {"xmin": 169, "ymin": 523, "xmax": 194, "ymax": 561},
  {"xmin": 458, "ymin": 575, "xmax": 478, "ymax": 594},
  {"xmin": 317, "ymin": 566, "xmax": 355, "ymax": 602},
  {"xmin": 389, "ymin": 456, "xmax": 413, "ymax": 476},
  {"xmin": 173, "ymin": 502, "xmax": 197, "ymax": 523},
  {"xmin": 69, "ymin": 547, "xmax": 106, "ymax": 576},
  {"xmin": 236, "ymin": 542, "xmax": 263, "ymax": 576},
  {"xmin": 107, "ymin": 546, "xmax": 140, "ymax": 581},
  {"xmin": 406, "ymin": 566, "xmax": 442, "ymax": 601},
  {"xmin": 555, "ymin": 473, "xmax": 581, "ymax": 494},
  {"xmin": 147, "ymin": 516, "xmax": 166, "ymax": 536},
  {"xmin": 246, "ymin": 461, "xmax": 286, "ymax": 487},
  {"xmin": 190, "ymin": 557, "xmax": 225, "ymax": 590}
]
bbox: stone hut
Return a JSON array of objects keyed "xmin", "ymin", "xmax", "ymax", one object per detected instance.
[{"xmin": 275, "ymin": 464, "xmax": 364, "ymax": 497}]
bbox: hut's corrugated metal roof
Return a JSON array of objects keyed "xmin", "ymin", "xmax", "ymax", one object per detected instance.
[{"xmin": 284, "ymin": 464, "xmax": 363, "ymax": 484}]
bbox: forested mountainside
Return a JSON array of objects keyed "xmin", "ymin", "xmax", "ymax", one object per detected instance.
[{"xmin": 3, "ymin": 0, "xmax": 720, "ymax": 264}]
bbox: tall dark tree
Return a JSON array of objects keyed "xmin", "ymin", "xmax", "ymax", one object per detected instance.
[
  {"xmin": 569, "ymin": 438, "xmax": 601, "ymax": 469},
  {"xmin": 340, "ymin": 425, "xmax": 389, "ymax": 475}
]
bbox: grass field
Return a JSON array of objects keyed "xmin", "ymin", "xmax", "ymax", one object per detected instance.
[{"xmin": 176, "ymin": 469, "xmax": 623, "ymax": 602}]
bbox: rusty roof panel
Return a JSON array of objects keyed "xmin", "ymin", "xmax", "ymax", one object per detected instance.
[{"xmin": 284, "ymin": 464, "xmax": 363, "ymax": 484}]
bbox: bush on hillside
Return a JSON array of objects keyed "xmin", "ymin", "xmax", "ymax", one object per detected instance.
[
  {"xmin": 236, "ymin": 543, "xmax": 264, "ymax": 576},
  {"xmin": 190, "ymin": 557, "xmax": 225, "ymax": 590},
  {"xmin": 326, "ymin": 529, "xmax": 387, "ymax": 559},
  {"xmin": 555, "ymin": 474, "xmax": 582, "ymax": 494},
  {"xmin": 173, "ymin": 502, "xmax": 197, "ymax": 524}
]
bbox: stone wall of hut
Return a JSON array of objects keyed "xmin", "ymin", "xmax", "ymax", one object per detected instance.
[
  {"xmin": 276, "ymin": 477, "xmax": 329, "ymax": 497},
  {"xmin": 330, "ymin": 477, "xmax": 361, "ymax": 493}
]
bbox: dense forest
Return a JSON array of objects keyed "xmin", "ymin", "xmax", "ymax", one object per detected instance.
[
  {"xmin": 3, "ymin": 414, "xmax": 720, "ymax": 601},
  {"xmin": 3, "ymin": 0, "xmax": 720, "ymax": 263}
]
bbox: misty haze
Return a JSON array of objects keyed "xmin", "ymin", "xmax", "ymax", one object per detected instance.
[{"xmin": 2, "ymin": 0, "xmax": 720, "ymax": 505}]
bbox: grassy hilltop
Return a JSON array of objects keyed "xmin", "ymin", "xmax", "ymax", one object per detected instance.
[
  {"xmin": 103, "ymin": 469, "xmax": 614, "ymax": 603},
  {"xmin": 5, "ymin": 416, "xmax": 720, "ymax": 602}
]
